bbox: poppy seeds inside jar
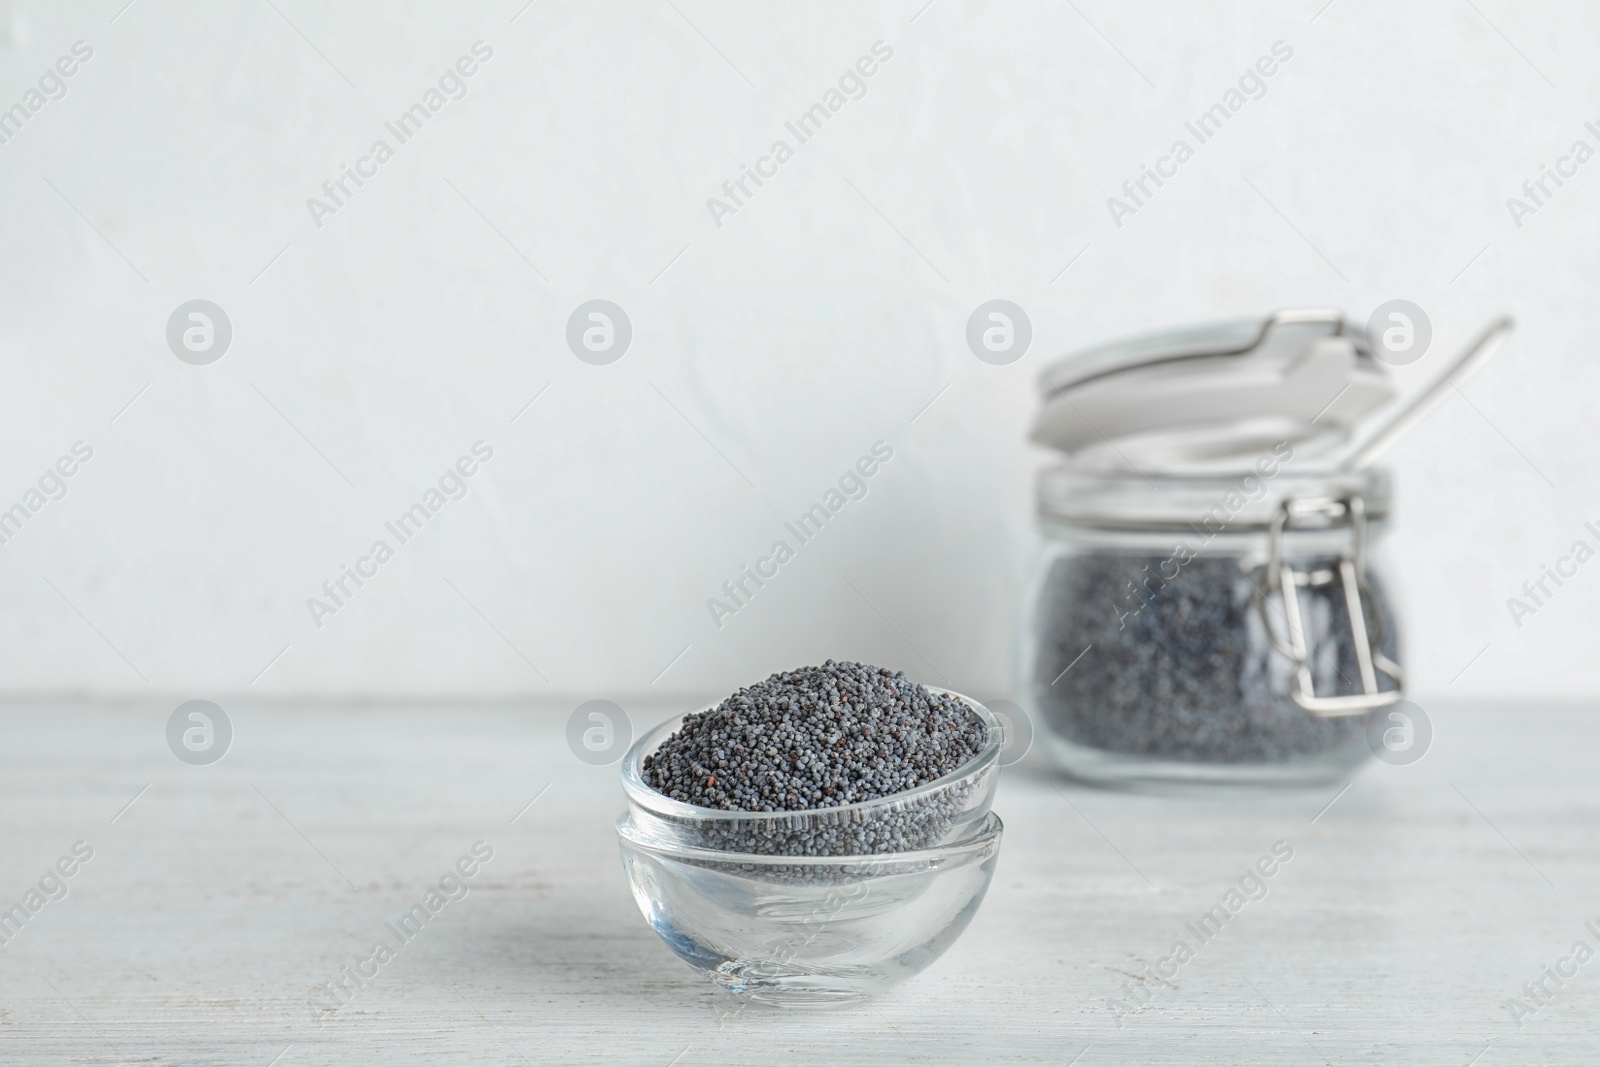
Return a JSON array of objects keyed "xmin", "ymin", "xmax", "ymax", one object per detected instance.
[{"xmin": 1032, "ymin": 552, "xmax": 1397, "ymax": 763}]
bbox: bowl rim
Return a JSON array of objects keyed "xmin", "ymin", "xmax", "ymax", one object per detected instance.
[
  {"xmin": 616, "ymin": 810, "xmax": 1004, "ymax": 867},
  {"xmin": 619, "ymin": 686, "xmax": 1003, "ymax": 824}
]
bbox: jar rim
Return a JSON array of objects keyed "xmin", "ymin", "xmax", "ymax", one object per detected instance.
[{"xmin": 1035, "ymin": 464, "xmax": 1391, "ymax": 532}]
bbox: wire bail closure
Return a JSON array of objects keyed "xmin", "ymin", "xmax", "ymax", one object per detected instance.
[{"xmin": 1255, "ymin": 492, "xmax": 1404, "ymax": 717}]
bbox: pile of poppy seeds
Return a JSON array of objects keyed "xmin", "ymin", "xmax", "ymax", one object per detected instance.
[{"xmin": 645, "ymin": 661, "xmax": 988, "ymax": 813}]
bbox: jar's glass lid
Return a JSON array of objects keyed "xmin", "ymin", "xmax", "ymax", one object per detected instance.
[{"xmin": 1032, "ymin": 309, "xmax": 1397, "ymax": 472}]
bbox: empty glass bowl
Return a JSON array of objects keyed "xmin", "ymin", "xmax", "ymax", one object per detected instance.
[{"xmin": 616, "ymin": 690, "xmax": 1006, "ymax": 1006}]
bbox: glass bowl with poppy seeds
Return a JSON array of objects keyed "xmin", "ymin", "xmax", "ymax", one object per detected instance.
[{"xmin": 616, "ymin": 660, "xmax": 1006, "ymax": 1005}]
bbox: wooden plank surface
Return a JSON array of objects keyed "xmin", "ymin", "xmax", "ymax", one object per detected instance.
[{"xmin": 0, "ymin": 701, "xmax": 1594, "ymax": 1065}]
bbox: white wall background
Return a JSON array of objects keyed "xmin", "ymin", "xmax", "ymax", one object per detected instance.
[{"xmin": 0, "ymin": 0, "xmax": 1594, "ymax": 705}]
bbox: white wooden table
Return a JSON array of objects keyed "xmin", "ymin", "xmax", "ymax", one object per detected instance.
[{"xmin": 0, "ymin": 701, "xmax": 1594, "ymax": 1065}]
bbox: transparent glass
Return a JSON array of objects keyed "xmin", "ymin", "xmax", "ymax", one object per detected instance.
[
  {"xmin": 616, "ymin": 691, "xmax": 1005, "ymax": 1006},
  {"xmin": 1020, "ymin": 467, "xmax": 1403, "ymax": 790}
]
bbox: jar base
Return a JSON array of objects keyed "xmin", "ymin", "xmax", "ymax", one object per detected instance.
[{"xmin": 1039, "ymin": 729, "xmax": 1371, "ymax": 793}]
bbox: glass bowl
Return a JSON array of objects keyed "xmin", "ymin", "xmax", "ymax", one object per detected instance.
[{"xmin": 616, "ymin": 689, "xmax": 1006, "ymax": 1006}]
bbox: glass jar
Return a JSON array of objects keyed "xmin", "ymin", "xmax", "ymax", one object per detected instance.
[{"xmin": 1019, "ymin": 463, "xmax": 1404, "ymax": 789}]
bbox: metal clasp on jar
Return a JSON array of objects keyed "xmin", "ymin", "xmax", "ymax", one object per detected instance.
[{"xmin": 1254, "ymin": 493, "xmax": 1405, "ymax": 716}]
